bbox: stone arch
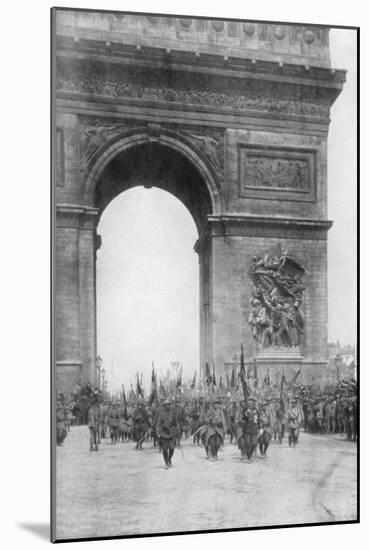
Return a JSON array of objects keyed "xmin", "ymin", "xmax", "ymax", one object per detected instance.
[{"xmin": 83, "ymin": 127, "xmax": 224, "ymax": 231}]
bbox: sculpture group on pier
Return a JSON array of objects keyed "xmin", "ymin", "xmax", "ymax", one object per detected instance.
[{"xmin": 248, "ymin": 250, "xmax": 305, "ymax": 349}]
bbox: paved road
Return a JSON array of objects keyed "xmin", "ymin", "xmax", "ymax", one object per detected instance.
[{"xmin": 56, "ymin": 427, "xmax": 357, "ymax": 540}]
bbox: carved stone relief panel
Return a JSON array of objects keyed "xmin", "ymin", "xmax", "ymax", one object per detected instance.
[{"xmin": 238, "ymin": 144, "xmax": 317, "ymax": 202}]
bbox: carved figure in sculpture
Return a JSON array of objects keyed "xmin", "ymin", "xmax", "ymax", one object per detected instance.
[
  {"xmin": 81, "ymin": 122, "xmax": 126, "ymax": 170},
  {"xmin": 185, "ymin": 132, "xmax": 223, "ymax": 173},
  {"xmin": 275, "ymin": 302, "xmax": 294, "ymax": 346},
  {"xmin": 292, "ymin": 300, "xmax": 305, "ymax": 345}
]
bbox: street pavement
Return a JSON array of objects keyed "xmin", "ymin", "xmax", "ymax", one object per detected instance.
[{"xmin": 56, "ymin": 427, "xmax": 357, "ymax": 540}]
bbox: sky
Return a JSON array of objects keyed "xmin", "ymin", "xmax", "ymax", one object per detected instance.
[
  {"xmin": 327, "ymin": 29, "xmax": 357, "ymax": 348},
  {"xmin": 96, "ymin": 28, "xmax": 357, "ymax": 393}
]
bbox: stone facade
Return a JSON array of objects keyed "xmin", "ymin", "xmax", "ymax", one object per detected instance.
[{"xmin": 52, "ymin": 9, "xmax": 345, "ymax": 391}]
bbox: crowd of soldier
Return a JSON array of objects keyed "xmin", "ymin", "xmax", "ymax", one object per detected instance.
[
  {"xmin": 301, "ymin": 392, "xmax": 357, "ymax": 440},
  {"xmin": 56, "ymin": 379, "xmax": 357, "ymax": 470}
]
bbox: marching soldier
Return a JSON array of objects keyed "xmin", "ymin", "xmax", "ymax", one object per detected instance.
[
  {"xmin": 132, "ymin": 401, "xmax": 150, "ymax": 450},
  {"xmin": 236, "ymin": 398, "xmax": 259, "ymax": 462},
  {"xmin": 98, "ymin": 401, "xmax": 108, "ymax": 439},
  {"xmin": 88, "ymin": 401, "xmax": 100, "ymax": 451},
  {"xmin": 107, "ymin": 402, "xmax": 121, "ymax": 444},
  {"xmin": 287, "ymin": 399, "xmax": 300, "ymax": 447},
  {"xmin": 201, "ymin": 399, "xmax": 227, "ymax": 460},
  {"xmin": 156, "ymin": 399, "xmax": 180, "ymax": 469}
]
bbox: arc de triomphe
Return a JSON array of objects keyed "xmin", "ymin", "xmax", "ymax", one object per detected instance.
[{"xmin": 53, "ymin": 10, "xmax": 345, "ymax": 392}]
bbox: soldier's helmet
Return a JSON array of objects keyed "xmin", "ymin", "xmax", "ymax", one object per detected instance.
[{"xmin": 163, "ymin": 399, "xmax": 171, "ymax": 406}]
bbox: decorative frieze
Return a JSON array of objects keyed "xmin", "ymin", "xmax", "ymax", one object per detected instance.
[{"xmin": 56, "ymin": 61, "xmax": 330, "ymax": 118}]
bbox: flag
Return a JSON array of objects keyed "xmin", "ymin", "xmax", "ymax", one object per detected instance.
[
  {"xmin": 136, "ymin": 373, "xmax": 144, "ymax": 397},
  {"xmin": 239, "ymin": 344, "xmax": 249, "ymax": 405},
  {"xmin": 253, "ymin": 359, "xmax": 258, "ymax": 385},
  {"xmin": 230, "ymin": 366, "xmax": 235, "ymax": 388},
  {"xmin": 212, "ymin": 361, "xmax": 217, "ymax": 387},
  {"xmin": 205, "ymin": 362, "xmax": 212, "ymax": 386},
  {"xmin": 122, "ymin": 384, "xmax": 127, "ymax": 407},
  {"xmin": 129, "ymin": 383, "xmax": 136, "ymax": 401},
  {"xmin": 149, "ymin": 363, "xmax": 158, "ymax": 405},
  {"xmin": 176, "ymin": 364, "xmax": 183, "ymax": 389},
  {"xmin": 190, "ymin": 371, "xmax": 197, "ymax": 389},
  {"xmin": 219, "ymin": 376, "xmax": 223, "ymax": 389},
  {"xmin": 280, "ymin": 368, "xmax": 287, "ymax": 391},
  {"xmin": 292, "ymin": 368, "xmax": 301, "ymax": 384},
  {"xmin": 239, "ymin": 344, "xmax": 246, "ymax": 382}
]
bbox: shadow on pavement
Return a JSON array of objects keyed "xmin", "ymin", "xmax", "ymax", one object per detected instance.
[{"xmin": 18, "ymin": 523, "xmax": 49, "ymax": 541}]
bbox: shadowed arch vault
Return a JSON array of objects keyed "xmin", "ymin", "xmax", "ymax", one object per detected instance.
[
  {"xmin": 94, "ymin": 139, "xmax": 214, "ymax": 233},
  {"xmin": 84, "ymin": 129, "xmax": 224, "ymax": 227}
]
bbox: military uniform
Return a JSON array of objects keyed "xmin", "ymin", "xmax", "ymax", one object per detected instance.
[
  {"xmin": 132, "ymin": 404, "xmax": 149, "ymax": 449},
  {"xmin": 156, "ymin": 401, "xmax": 180, "ymax": 468},
  {"xmin": 88, "ymin": 403, "xmax": 100, "ymax": 451},
  {"xmin": 201, "ymin": 405, "xmax": 226, "ymax": 448},
  {"xmin": 287, "ymin": 403, "xmax": 300, "ymax": 446},
  {"xmin": 107, "ymin": 404, "xmax": 121, "ymax": 444},
  {"xmin": 236, "ymin": 401, "xmax": 259, "ymax": 461}
]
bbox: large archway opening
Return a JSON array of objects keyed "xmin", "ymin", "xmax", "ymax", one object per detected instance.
[
  {"xmin": 93, "ymin": 139, "xmax": 215, "ymax": 392},
  {"xmin": 96, "ymin": 187, "xmax": 199, "ymax": 392}
]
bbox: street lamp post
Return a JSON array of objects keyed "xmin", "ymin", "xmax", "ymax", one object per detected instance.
[{"xmin": 96, "ymin": 355, "xmax": 103, "ymax": 389}]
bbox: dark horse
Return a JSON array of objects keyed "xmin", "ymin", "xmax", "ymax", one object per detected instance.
[{"xmin": 237, "ymin": 409, "xmax": 259, "ymax": 462}]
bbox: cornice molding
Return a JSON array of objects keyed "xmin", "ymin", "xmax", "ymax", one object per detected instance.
[{"xmin": 195, "ymin": 214, "xmax": 333, "ymax": 251}]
